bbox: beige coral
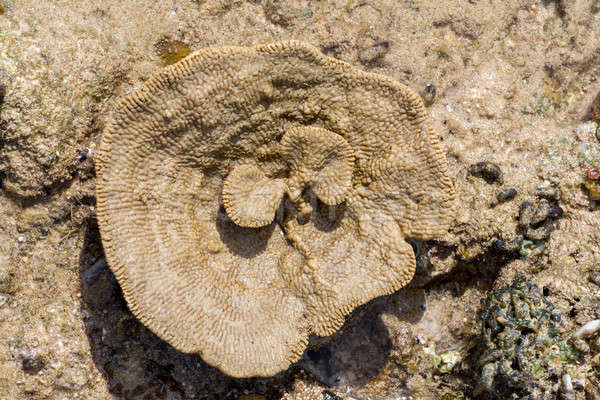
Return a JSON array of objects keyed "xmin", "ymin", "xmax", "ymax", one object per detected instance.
[
  {"xmin": 96, "ymin": 40, "xmax": 455, "ymax": 378},
  {"xmin": 222, "ymin": 163, "xmax": 285, "ymax": 228},
  {"xmin": 281, "ymin": 126, "xmax": 354, "ymax": 212}
]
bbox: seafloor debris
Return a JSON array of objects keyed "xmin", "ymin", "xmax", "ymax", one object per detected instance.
[
  {"xmin": 420, "ymin": 83, "xmax": 436, "ymax": 106},
  {"xmin": 517, "ymin": 192, "xmax": 563, "ymax": 241},
  {"xmin": 467, "ymin": 275, "xmax": 579, "ymax": 399},
  {"xmin": 496, "ymin": 187, "xmax": 518, "ymax": 203},
  {"xmin": 585, "ymin": 167, "xmax": 600, "ymax": 200},
  {"xmin": 95, "ymin": 41, "xmax": 455, "ymax": 377},
  {"xmin": 573, "ymin": 319, "xmax": 600, "ymax": 340},
  {"xmin": 154, "ymin": 38, "xmax": 192, "ymax": 66},
  {"xmin": 22, "ymin": 357, "xmax": 45, "ymax": 375},
  {"xmin": 468, "ymin": 161, "xmax": 503, "ymax": 184}
]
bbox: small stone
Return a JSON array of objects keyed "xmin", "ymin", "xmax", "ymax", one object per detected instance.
[
  {"xmin": 0, "ymin": 81, "xmax": 5, "ymax": 105},
  {"xmin": 518, "ymin": 201, "xmax": 536, "ymax": 226},
  {"xmin": 322, "ymin": 391, "xmax": 343, "ymax": 400},
  {"xmin": 531, "ymin": 199, "xmax": 552, "ymax": 226},
  {"xmin": 534, "ymin": 186, "xmax": 561, "ymax": 201},
  {"xmin": 573, "ymin": 319, "xmax": 600, "ymax": 339},
  {"xmin": 573, "ymin": 339, "xmax": 590, "ymax": 353},
  {"xmin": 22, "ymin": 357, "xmax": 45, "ymax": 374},
  {"xmin": 0, "ymin": 267, "xmax": 16, "ymax": 294},
  {"xmin": 497, "ymin": 187, "xmax": 518, "ymax": 203},
  {"xmin": 551, "ymin": 313, "xmax": 562, "ymax": 322},
  {"xmin": 587, "ymin": 168, "xmax": 600, "ymax": 181},
  {"xmin": 589, "ymin": 269, "xmax": 600, "ymax": 286},
  {"xmin": 357, "ymin": 41, "xmax": 389, "ymax": 65},
  {"xmin": 493, "ymin": 235, "xmax": 523, "ymax": 253},
  {"xmin": 468, "ymin": 161, "xmax": 503, "ymax": 184},
  {"xmin": 421, "ymin": 83, "xmax": 436, "ymax": 106},
  {"xmin": 548, "ymin": 204, "xmax": 564, "ymax": 219},
  {"xmin": 526, "ymin": 221, "xmax": 553, "ymax": 240}
]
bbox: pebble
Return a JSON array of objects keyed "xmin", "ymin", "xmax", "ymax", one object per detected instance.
[
  {"xmin": 421, "ymin": 83, "xmax": 436, "ymax": 106},
  {"xmin": 322, "ymin": 391, "xmax": 343, "ymax": 400},
  {"xmin": 531, "ymin": 199, "xmax": 552, "ymax": 226},
  {"xmin": 562, "ymin": 373, "xmax": 575, "ymax": 400},
  {"xmin": 573, "ymin": 319, "xmax": 600, "ymax": 339},
  {"xmin": 468, "ymin": 161, "xmax": 504, "ymax": 184},
  {"xmin": 22, "ymin": 357, "xmax": 45, "ymax": 374},
  {"xmin": 587, "ymin": 168, "xmax": 600, "ymax": 181},
  {"xmin": 534, "ymin": 186, "xmax": 561, "ymax": 201},
  {"xmin": 526, "ymin": 223, "xmax": 553, "ymax": 241},
  {"xmin": 518, "ymin": 201, "xmax": 535, "ymax": 226},
  {"xmin": 358, "ymin": 41, "xmax": 389, "ymax": 65},
  {"xmin": 573, "ymin": 338, "xmax": 590, "ymax": 353},
  {"xmin": 589, "ymin": 269, "xmax": 600, "ymax": 286},
  {"xmin": 493, "ymin": 236, "xmax": 523, "ymax": 253},
  {"xmin": 496, "ymin": 187, "xmax": 518, "ymax": 203},
  {"xmin": 81, "ymin": 258, "xmax": 108, "ymax": 285}
]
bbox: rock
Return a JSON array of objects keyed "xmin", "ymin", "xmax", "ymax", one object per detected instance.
[
  {"xmin": 22, "ymin": 357, "xmax": 45, "ymax": 374},
  {"xmin": 534, "ymin": 186, "xmax": 561, "ymax": 201},
  {"xmin": 357, "ymin": 40, "xmax": 389, "ymax": 65},
  {"xmin": 496, "ymin": 187, "xmax": 518, "ymax": 203},
  {"xmin": 421, "ymin": 83, "xmax": 436, "ymax": 106},
  {"xmin": 589, "ymin": 268, "xmax": 600, "ymax": 286},
  {"xmin": 468, "ymin": 161, "xmax": 503, "ymax": 184},
  {"xmin": 322, "ymin": 391, "xmax": 343, "ymax": 400},
  {"xmin": 0, "ymin": 266, "xmax": 16, "ymax": 294}
]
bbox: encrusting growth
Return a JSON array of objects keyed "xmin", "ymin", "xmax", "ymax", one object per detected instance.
[{"xmin": 95, "ymin": 41, "xmax": 455, "ymax": 378}]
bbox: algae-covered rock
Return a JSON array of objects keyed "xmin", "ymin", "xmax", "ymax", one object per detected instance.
[{"xmin": 468, "ymin": 275, "xmax": 579, "ymax": 399}]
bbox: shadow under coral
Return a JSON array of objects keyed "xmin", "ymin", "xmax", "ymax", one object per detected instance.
[{"xmin": 79, "ymin": 219, "xmax": 425, "ymax": 399}]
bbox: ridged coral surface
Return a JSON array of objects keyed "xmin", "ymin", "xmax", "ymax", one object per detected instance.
[{"xmin": 96, "ymin": 41, "xmax": 455, "ymax": 377}]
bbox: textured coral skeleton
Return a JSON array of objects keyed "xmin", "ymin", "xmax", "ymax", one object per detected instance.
[{"xmin": 96, "ymin": 41, "xmax": 455, "ymax": 377}]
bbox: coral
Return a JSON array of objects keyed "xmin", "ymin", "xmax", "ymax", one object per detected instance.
[
  {"xmin": 222, "ymin": 163, "xmax": 286, "ymax": 228},
  {"xmin": 280, "ymin": 126, "xmax": 354, "ymax": 208},
  {"xmin": 95, "ymin": 41, "xmax": 455, "ymax": 378},
  {"xmin": 468, "ymin": 275, "xmax": 579, "ymax": 400}
]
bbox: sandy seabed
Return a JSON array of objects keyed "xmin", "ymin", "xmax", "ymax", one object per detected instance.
[{"xmin": 0, "ymin": 1, "xmax": 600, "ymax": 399}]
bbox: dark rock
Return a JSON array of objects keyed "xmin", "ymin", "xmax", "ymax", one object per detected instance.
[
  {"xmin": 534, "ymin": 186, "xmax": 561, "ymax": 201},
  {"xmin": 589, "ymin": 269, "xmax": 600, "ymax": 286},
  {"xmin": 22, "ymin": 357, "xmax": 45, "ymax": 374},
  {"xmin": 493, "ymin": 235, "xmax": 523, "ymax": 253},
  {"xmin": 518, "ymin": 201, "xmax": 536, "ymax": 226},
  {"xmin": 0, "ymin": 69, "xmax": 6, "ymax": 105},
  {"xmin": 322, "ymin": 391, "xmax": 343, "ymax": 400},
  {"xmin": 526, "ymin": 220, "xmax": 554, "ymax": 240},
  {"xmin": 468, "ymin": 161, "xmax": 503, "ymax": 184},
  {"xmin": 496, "ymin": 187, "xmax": 518, "ymax": 203},
  {"xmin": 531, "ymin": 199, "xmax": 552, "ymax": 226},
  {"xmin": 548, "ymin": 204, "xmax": 564, "ymax": 219},
  {"xmin": 421, "ymin": 83, "xmax": 436, "ymax": 106}
]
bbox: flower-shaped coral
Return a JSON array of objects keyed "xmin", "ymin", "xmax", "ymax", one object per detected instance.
[{"xmin": 96, "ymin": 41, "xmax": 455, "ymax": 378}]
